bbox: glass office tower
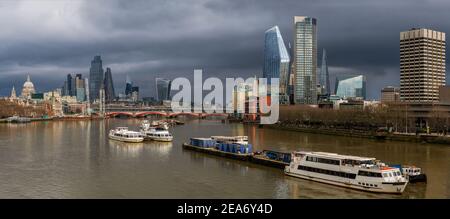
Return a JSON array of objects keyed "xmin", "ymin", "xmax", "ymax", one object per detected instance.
[
  {"xmin": 293, "ymin": 16, "xmax": 317, "ymax": 104},
  {"xmin": 263, "ymin": 26, "xmax": 290, "ymax": 104},
  {"xmin": 335, "ymin": 75, "xmax": 366, "ymax": 100},
  {"xmin": 103, "ymin": 67, "xmax": 116, "ymax": 102},
  {"xmin": 89, "ymin": 55, "xmax": 104, "ymax": 102},
  {"xmin": 125, "ymin": 75, "xmax": 133, "ymax": 97},
  {"xmin": 156, "ymin": 78, "xmax": 172, "ymax": 102}
]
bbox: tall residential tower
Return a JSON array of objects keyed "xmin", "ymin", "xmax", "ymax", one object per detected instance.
[
  {"xmin": 293, "ymin": 16, "xmax": 317, "ymax": 104},
  {"xmin": 400, "ymin": 28, "xmax": 446, "ymax": 102}
]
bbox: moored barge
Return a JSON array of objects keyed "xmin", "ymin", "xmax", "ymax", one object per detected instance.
[
  {"xmin": 250, "ymin": 150, "xmax": 291, "ymax": 169},
  {"xmin": 182, "ymin": 137, "xmax": 293, "ymax": 169},
  {"xmin": 183, "ymin": 136, "xmax": 253, "ymax": 160}
]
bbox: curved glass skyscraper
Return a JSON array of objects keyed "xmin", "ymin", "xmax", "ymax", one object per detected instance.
[
  {"xmin": 156, "ymin": 78, "xmax": 172, "ymax": 102},
  {"xmin": 263, "ymin": 26, "xmax": 290, "ymax": 104}
]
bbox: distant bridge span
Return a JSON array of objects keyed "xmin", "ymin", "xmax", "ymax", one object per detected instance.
[{"xmin": 106, "ymin": 111, "xmax": 230, "ymax": 118}]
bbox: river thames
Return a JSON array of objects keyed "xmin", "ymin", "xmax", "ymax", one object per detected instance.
[{"xmin": 0, "ymin": 119, "xmax": 449, "ymax": 198}]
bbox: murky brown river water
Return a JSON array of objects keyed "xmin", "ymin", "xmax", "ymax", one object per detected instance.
[{"xmin": 0, "ymin": 119, "xmax": 449, "ymax": 198}]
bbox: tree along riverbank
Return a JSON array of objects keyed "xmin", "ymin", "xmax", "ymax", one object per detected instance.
[
  {"xmin": 265, "ymin": 122, "xmax": 450, "ymax": 145},
  {"xmin": 265, "ymin": 105, "xmax": 450, "ymax": 145}
]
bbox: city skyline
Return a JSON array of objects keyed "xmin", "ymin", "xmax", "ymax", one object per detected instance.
[{"xmin": 0, "ymin": 0, "xmax": 450, "ymax": 99}]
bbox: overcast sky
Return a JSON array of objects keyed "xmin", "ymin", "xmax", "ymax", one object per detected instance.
[{"xmin": 0, "ymin": 0, "xmax": 449, "ymax": 99}]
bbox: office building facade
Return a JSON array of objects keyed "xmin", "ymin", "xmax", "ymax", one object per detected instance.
[
  {"xmin": 156, "ymin": 78, "xmax": 172, "ymax": 102},
  {"xmin": 381, "ymin": 86, "xmax": 400, "ymax": 103},
  {"xmin": 103, "ymin": 67, "xmax": 116, "ymax": 102},
  {"xmin": 335, "ymin": 75, "xmax": 366, "ymax": 100},
  {"xmin": 89, "ymin": 55, "xmax": 104, "ymax": 102},
  {"xmin": 125, "ymin": 75, "xmax": 133, "ymax": 97},
  {"xmin": 400, "ymin": 28, "xmax": 446, "ymax": 102}
]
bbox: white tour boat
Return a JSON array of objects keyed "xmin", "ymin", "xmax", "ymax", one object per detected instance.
[
  {"xmin": 284, "ymin": 151, "xmax": 408, "ymax": 194},
  {"xmin": 140, "ymin": 120, "xmax": 173, "ymax": 142},
  {"xmin": 109, "ymin": 127, "xmax": 144, "ymax": 143}
]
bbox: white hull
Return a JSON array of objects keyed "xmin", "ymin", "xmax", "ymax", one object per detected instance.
[
  {"xmin": 141, "ymin": 127, "xmax": 173, "ymax": 142},
  {"xmin": 285, "ymin": 151, "xmax": 408, "ymax": 194},
  {"xmin": 145, "ymin": 136, "xmax": 173, "ymax": 142},
  {"xmin": 285, "ymin": 170, "xmax": 407, "ymax": 194},
  {"xmin": 109, "ymin": 133, "xmax": 144, "ymax": 143}
]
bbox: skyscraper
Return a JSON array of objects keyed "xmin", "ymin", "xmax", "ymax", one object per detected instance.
[
  {"xmin": 89, "ymin": 55, "xmax": 104, "ymax": 102},
  {"xmin": 293, "ymin": 16, "xmax": 317, "ymax": 104},
  {"xmin": 103, "ymin": 67, "xmax": 116, "ymax": 102},
  {"xmin": 263, "ymin": 26, "xmax": 290, "ymax": 104},
  {"xmin": 319, "ymin": 49, "xmax": 330, "ymax": 95},
  {"xmin": 334, "ymin": 75, "xmax": 366, "ymax": 100},
  {"xmin": 71, "ymin": 74, "xmax": 77, "ymax": 96},
  {"xmin": 400, "ymin": 28, "xmax": 446, "ymax": 102},
  {"xmin": 156, "ymin": 78, "xmax": 172, "ymax": 102},
  {"xmin": 125, "ymin": 75, "xmax": 133, "ymax": 97},
  {"xmin": 75, "ymin": 74, "xmax": 85, "ymax": 102},
  {"xmin": 65, "ymin": 74, "xmax": 72, "ymax": 96},
  {"xmin": 85, "ymin": 78, "xmax": 90, "ymax": 104}
]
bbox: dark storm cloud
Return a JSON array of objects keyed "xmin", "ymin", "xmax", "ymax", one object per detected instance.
[{"xmin": 0, "ymin": 0, "xmax": 449, "ymax": 98}]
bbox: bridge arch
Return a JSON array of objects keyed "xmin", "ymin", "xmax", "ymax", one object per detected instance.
[
  {"xmin": 199, "ymin": 113, "xmax": 228, "ymax": 118},
  {"xmin": 168, "ymin": 112, "xmax": 201, "ymax": 117},
  {"xmin": 135, "ymin": 111, "xmax": 168, "ymax": 117},
  {"xmin": 106, "ymin": 112, "xmax": 135, "ymax": 118}
]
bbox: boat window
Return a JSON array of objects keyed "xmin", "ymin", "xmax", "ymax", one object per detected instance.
[
  {"xmin": 298, "ymin": 165, "xmax": 356, "ymax": 179},
  {"xmin": 382, "ymin": 173, "xmax": 388, "ymax": 178},
  {"xmin": 306, "ymin": 156, "xmax": 339, "ymax": 165},
  {"xmin": 358, "ymin": 171, "xmax": 382, "ymax": 177},
  {"xmin": 388, "ymin": 173, "xmax": 393, "ymax": 177}
]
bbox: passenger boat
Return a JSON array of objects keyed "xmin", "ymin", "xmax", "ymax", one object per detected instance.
[
  {"xmin": 108, "ymin": 127, "xmax": 144, "ymax": 143},
  {"xmin": 6, "ymin": 116, "xmax": 31, "ymax": 123},
  {"xmin": 284, "ymin": 151, "xmax": 408, "ymax": 194},
  {"xmin": 402, "ymin": 166, "xmax": 427, "ymax": 183},
  {"xmin": 140, "ymin": 120, "xmax": 173, "ymax": 142}
]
